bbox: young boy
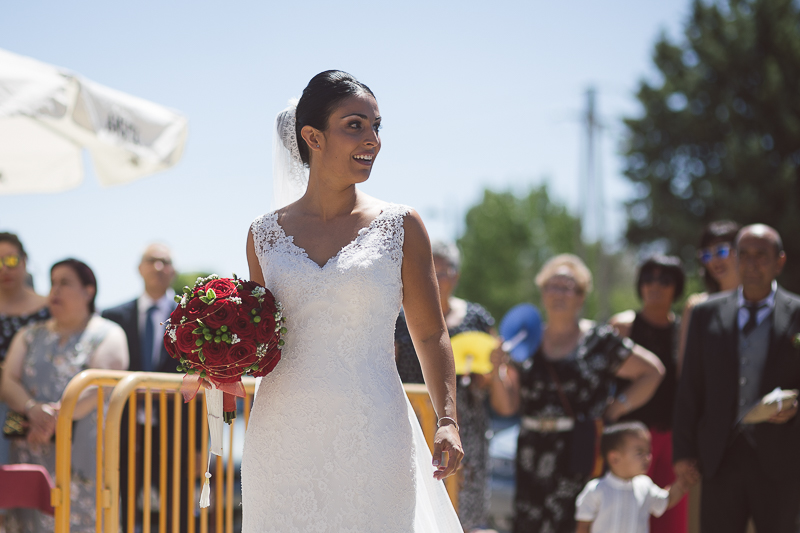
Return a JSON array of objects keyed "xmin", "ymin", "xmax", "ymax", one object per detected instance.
[{"xmin": 574, "ymin": 422, "xmax": 687, "ymax": 533}]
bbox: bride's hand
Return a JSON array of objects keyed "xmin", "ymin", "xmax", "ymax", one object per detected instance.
[{"xmin": 432, "ymin": 424, "xmax": 463, "ymax": 480}]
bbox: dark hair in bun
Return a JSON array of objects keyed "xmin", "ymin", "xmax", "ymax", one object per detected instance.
[{"xmin": 295, "ymin": 71, "xmax": 375, "ymax": 165}]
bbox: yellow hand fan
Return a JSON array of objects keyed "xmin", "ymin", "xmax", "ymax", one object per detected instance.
[{"xmin": 450, "ymin": 331, "xmax": 497, "ymax": 375}]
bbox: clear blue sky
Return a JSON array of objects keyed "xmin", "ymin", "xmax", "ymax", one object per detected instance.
[{"xmin": 2, "ymin": 0, "xmax": 689, "ymax": 309}]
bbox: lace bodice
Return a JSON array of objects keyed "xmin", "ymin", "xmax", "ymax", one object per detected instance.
[
  {"xmin": 242, "ymin": 203, "xmax": 459, "ymax": 532},
  {"xmin": 249, "ymin": 203, "xmax": 408, "ymax": 387}
]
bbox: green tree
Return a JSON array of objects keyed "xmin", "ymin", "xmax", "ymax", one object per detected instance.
[
  {"xmin": 455, "ymin": 186, "xmax": 639, "ymax": 322},
  {"xmin": 622, "ymin": 0, "xmax": 800, "ymax": 291}
]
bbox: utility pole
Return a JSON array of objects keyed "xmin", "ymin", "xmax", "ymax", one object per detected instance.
[{"xmin": 582, "ymin": 87, "xmax": 610, "ymax": 320}]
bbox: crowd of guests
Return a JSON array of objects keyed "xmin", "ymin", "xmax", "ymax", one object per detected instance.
[
  {"xmin": 0, "ymin": 235, "xmax": 198, "ymax": 533},
  {"xmin": 1, "ymin": 219, "xmax": 798, "ymax": 533},
  {"xmin": 396, "ymin": 220, "xmax": 798, "ymax": 533}
]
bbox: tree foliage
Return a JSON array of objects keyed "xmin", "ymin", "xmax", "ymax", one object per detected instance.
[
  {"xmin": 171, "ymin": 271, "xmax": 212, "ymax": 294},
  {"xmin": 623, "ymin": 0, "xmax": 800, "ymax": 292},
  {"xmin": 456, "ymin": 186, "xmax": 639, "ymax": 322}
]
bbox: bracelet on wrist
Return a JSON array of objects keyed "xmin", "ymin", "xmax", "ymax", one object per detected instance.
[
  {"xmin": 24, "ymin": 398, "xmax": 37, "ymax": 414},
  {"xmin": 437, "ymin": 416, "xmax": 459, "ymax": 432}
]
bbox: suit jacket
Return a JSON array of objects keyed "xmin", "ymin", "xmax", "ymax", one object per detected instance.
[
  {"xmin": 673, "ymin": 287, "xmax": 800, "ymax": 480},
  {"xmin": 102, "ymin": 298, "xmax": 179, "ymax": 373}
]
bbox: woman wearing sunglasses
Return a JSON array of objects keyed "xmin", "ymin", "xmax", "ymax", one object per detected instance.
[
  {"xmin": 676, "ymin": 220, "xmax": 741, "ymax": 375},
  {"xmin": 609, "ymin": 255, "xmax": 687, "ymax": 533},
  {"xmin": 0, "ymin": 232, "xmax": 49, "ymax": 516},
  {"xmin": 0, "ymin": 233, "xmax": 48, "ymax": 361}
]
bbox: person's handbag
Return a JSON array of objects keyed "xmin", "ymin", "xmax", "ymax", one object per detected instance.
[
  {"xmin": 2, "ymin": 409, "xmax": 28, "ymax": 439},
  {"xmin": 544, "ymin": 360, "xmax": 604, "ymax": 478}
]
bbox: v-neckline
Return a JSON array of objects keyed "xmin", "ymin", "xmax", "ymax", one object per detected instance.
[{"xmin": 273, "ymin": 208, "xmax": 388, "ymax": 270}]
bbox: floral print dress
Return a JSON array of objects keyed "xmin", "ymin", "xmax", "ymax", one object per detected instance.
[
  {"xmin": 513, "ymin": 324, "xmax": 632, "ymax": 533},
  {"xmin": 0, "ymin": 307, "xmax": 50, "ymax": 361},
  {"xmin": 0, "ymin": 308, "xmax": 49, "ymax": 470},
  {"xmin": 395, "ymin": 302, "xmax": 495, "ymax": 531},
  {"xmin": 6, "ymin": 317, "xmax": 113, "ymax": 533}
]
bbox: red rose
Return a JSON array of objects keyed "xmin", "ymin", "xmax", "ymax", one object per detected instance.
[
  {"xmin": 205, "ymin": 343, "xmax": 249, "ymax": 383},
  {"xmin": 203, "ymin": 299, "xmax": 236, "ymax": 330},
  {"xmin": 228, "ymin": 339, "xmax": 258, "ymax": 368},
  {"xmin": 175, "ymin": 324, "xmax": 200, "ymax": 356},
  {"xmin": 164, "ymin": 333, "xmax": 177, "ymax": 358},
  {"xmin": 204, "ymin": 279, "xmax": 236, "ymax": 300},
  {"xmin": 238, "ymin": 286, "xmax": 260, "ymax": 309},
  {"xmin": 238, "ymin": 280, "xmax": 260, "ymax": 293},
  {"xmin": 201, "ymin": 338, "xmax": 228, "ymax": 364},
  {"xmin": 254, "ymin": 314, "xmax": 275, "ymax": 345},
  {"xmin": 251, "ymin": 351, "xmax": 281, "ymax": 377},
  {"xmin": 238, "ymin": 292, "xmax": 258, "ymax": 312},
  {"xmin": 184, "ymin": 297, "xmax": 207, "ymax": 323},
  {"xmin": 169, "ymin": 305, "xmax": 188, "ymax": 325},
  {"xmin": 229, "ymin": 309, "xmax": 253, "ymax": 340}
]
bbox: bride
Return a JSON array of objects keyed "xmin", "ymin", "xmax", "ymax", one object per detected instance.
[{"xmin": 242, "ymin": 71, "xmax": 464, "ymax": 532}]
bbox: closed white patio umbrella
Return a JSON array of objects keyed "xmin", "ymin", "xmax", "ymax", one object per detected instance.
[{"xmin": 0, "ymin": 48, "xmax": 188, "ymax": 194}]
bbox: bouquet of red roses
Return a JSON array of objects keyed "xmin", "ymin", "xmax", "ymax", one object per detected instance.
[
  {"xmin": 164, "ymin": 274, "xmax": 285, "ymax": 507},
  {"xmin": 164, "ymin": 274, "xmax": 286, "ymax": 422}
]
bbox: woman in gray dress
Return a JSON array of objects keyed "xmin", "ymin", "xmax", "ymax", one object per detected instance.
[{"xmin": 0, "ymin": 258, "xmax": 128, "ymax": 533}]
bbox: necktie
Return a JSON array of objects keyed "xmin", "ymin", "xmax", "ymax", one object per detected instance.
[
  {"xmin": 741, "ymin": 304, "xmax": 766, "ymax": 336},
  {"xmin": 142, "ymin": 304, "xmax": 158, "ymax": 371}
]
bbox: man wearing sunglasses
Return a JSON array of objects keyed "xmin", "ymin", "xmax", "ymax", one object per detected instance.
[{"xmin": 673, "ymin": 224, "xmax": 800, "ymax": 533}]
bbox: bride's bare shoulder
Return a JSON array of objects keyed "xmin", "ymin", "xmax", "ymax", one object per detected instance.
[{"xmin": 355, "ymin": 192, "xmax": 391, "ymax": 216}]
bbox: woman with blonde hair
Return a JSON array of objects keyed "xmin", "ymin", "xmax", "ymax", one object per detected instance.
[{"xmin": 492, "ymin": 254, "xmax": 665, "ymax": 533}]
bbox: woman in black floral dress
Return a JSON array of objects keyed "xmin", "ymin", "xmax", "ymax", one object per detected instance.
[
  {"xmin": 0, "ymin": 233, "xmax": 49, "ymax": 531},
  {"xmin": 491, "ymin": 254, "xmax": 664, "ymax": 533}
]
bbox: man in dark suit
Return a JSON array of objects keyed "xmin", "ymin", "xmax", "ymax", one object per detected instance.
[
  {"xmin": 673, "ymin": 224, "xmax": 800, "ymax": 532},
  {"xmin": 103, "ymin": 244, "xmax": 197, "ymax": 532},
  {"xmin": 103, "ymin": 243, "xmax": 178, "ymax": 374}
]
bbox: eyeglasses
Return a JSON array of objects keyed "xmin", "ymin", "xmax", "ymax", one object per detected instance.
[
  {"xmin": 143, "ymin": 257, "xmax": 173, "ymax": 266},
  {"xmin": 640, "ymin": 271, "xmax": 675, "ymax": 286},
  {"xmin": 698, "ymin": 243, "xmax": 732, "ymax": 264},
  {"xmin": 435, "ymin": 268, "xmax": 455, "ymax": 279},
  {"xmin": 542, "ymin": 283, "xmax": 581, "ymax": 295},
  {"xmin": 0, "ymin": 254, "xmax": 21, "ymax": 268}
]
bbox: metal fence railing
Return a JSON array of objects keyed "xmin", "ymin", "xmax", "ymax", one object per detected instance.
[{"xmin": 53, "ymin": 371, "xmax": 458, "ymax": 533}]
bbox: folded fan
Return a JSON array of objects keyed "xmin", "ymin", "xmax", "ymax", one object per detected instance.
[
  {"xmin": 450, "ymin": 331, "xmax": 497, "ymax": 375},
  {"xmin": 499, "ymin": 303, "xmax": 542, "ymax": 362}
]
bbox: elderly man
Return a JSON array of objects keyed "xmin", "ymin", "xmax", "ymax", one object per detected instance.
[
  {"xmin": 103, "ymin": 244, "xmax": 197, "ymax": 532},
  {"xmin": 673, "ymin": 224, "xmax": 800, "ymax": 532},
  {"xmin": 103, "ymin": 243, "xmax": 177, "ymax": 373}
]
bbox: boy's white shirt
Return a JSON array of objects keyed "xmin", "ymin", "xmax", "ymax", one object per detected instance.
[{"xmin": 575, "ymin": 472, "xmax": 669, "ymax": 533}]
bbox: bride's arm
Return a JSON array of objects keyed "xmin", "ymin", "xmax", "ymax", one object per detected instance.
[
  {"xmin": 400, "ymin": 209, "xmax": 463, "ymax": 480},
  {"xmin": 246, "ymin": 230, "xmax": 266, "ymax": 286}
]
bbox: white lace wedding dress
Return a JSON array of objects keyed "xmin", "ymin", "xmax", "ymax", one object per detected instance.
[{"xmin": 242, "ymin": 203, "xmax": 462, "ymax": 532}]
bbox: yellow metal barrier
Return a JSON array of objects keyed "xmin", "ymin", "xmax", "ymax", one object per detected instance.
[
  {"xmin": 54, "ymin": 371, "xmax": 458, "ymax": 533},
  {"xmin": 54, "ymin": 369, "xmax": 131, "ymax": 533},
  {"xmin": 404, "ymin": 383, "xmax": 461, "ymax": 510}
]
